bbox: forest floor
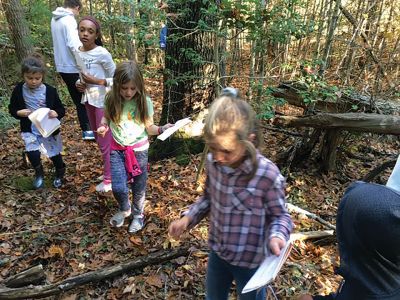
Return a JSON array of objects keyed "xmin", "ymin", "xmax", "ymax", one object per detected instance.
[{"xmin": 0, "ymin": 70, "xmax": 399, "ymax": 300}]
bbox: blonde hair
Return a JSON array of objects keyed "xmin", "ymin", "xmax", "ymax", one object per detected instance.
[
  {"xmin": 104, "ymin": 61, "xmax": 149, "ymax": 125},
  {"xmin": 204, "ymin": 95, "xmax": 262, "ymax": 178}
]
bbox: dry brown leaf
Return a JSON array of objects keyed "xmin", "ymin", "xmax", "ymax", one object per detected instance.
[
  {"xmin": 48, "ymin": 245, "xmax": 64, "ymax": 258},
  {"xmin": 145, "ymin": 274, "xmax": 163, "ymax": 288},
  {"xmin": 129, "ymin": 236, "xmax": 143, "ymax": 246}
]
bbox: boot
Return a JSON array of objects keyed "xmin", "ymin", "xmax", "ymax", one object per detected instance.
[
  {"xmin": 53, "ymin": 164, "xmax": 65, "ymax": 188},
  {"xmin": 33, "ymin": 165, "xmax": 44, "ymax": 189}
]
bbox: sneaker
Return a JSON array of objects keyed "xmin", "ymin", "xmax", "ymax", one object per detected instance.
[
  {"xmin": 82, "ymin": 131, "xmax": 95, "ymax": 141},
  {"xmin": 95, "ymin": 181, "xmax": 112, "ymax": 192},
  {"xmin": 128, "ymin": 216, "xmax": 144, "ymax": 233},
  {"xmin": 110, "ymin": 210, "xmax": 131, "ymax": 227},
  {"xmin": 53, "ymin": 178, "xmax": 63, "ymax": 188}
]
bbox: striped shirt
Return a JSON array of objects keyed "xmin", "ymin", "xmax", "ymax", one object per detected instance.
[{"xmin": 185, "ymin": 152, "xmax": 293, "ymax": 268}]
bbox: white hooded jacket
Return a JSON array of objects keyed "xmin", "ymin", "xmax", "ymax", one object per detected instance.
[{"xmin": 51, "ymin": 7, "xmax": 82, "ymax": 73}]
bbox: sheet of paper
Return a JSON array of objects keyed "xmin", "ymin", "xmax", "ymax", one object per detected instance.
[
  {"xmin": 29, "ymin": 107, "xmax": 60, "ymax": 138},
  {"xmin": 242, "ymin": 239, "xmax": 292, "ymax": 294},
  {"xmin": 157, "ymin": 118, "xmax": 192, "ymax": 141},
  {"xmin": 73, "ymin": 50, "xmax": 88, "ymax": 73}
]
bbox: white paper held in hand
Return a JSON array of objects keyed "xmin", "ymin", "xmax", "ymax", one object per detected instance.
[
  {"xmin": 28, "ymin": 107, "xmax": 61, "ymax": 138},
  {"xmin": 157, "ymin": 118, "xmax": 192, "ymax": 141},
  {"xmin": 242, "ymin": 238, "xmax": 293, "ymax": 294},
  {"xmin": 73, "ymin": 50, "xmax": 88, "ymax": 74}
]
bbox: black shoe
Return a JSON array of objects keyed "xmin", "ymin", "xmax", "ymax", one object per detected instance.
[
  {"xmin": 53, "ymin": 178, "xmax": 62, "ymax": 188},
  {"xmin": 53, "ymin": 165, "xmax": 65, "ymax": 188},
  {"xmin": 33, "ymin": 165, "xmax": 44, "ymax": 189}
]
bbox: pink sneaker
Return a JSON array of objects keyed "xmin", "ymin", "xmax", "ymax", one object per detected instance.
[{"xmin": 95, "ymin": 180, "xmax": 112, "ymax": 192}]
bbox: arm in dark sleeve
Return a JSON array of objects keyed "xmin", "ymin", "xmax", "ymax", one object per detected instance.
[
  {"xmin": 50, "ymin": 86, "xmax": 65, "ymax": 120},
  {"xmin": 8, "ymin": 85, "xmax": 23, "ymax": 120}
]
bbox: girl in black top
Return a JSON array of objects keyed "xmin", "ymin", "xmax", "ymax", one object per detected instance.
[{"xmin": 9, "ymin": 55, "xmax": 66, "ymax": 189}]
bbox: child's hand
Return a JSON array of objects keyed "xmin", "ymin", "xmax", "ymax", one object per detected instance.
[
  {"xmin": 97, "ymin": 125, "xmax": 109, "ymax": 137},
  {"xmin": 80, "ymin": 72, "xmax": 105, "ymax": 86},
  {"xmin": 168, "ymin": 216, "xmax": 190, "ymax": 239},
  {"xmin": 163, "ymin": 123, "xmax": 174, "ymax": 130},
  {"xmin": 76, "ymin": 80, "xmax": 87, "ymax": 92},
  {"xmin": 48, "ymin": 110, "xmax": 58, "ymax": 118},
  {"xmin": 17, "ymin": 109, "xmax": 32, "ymax": 118},
  {"xmin": 269, "ymin": 237, "xmax": 286, "ymax": 256},
  {"xmin": 158, "ymin": 123, "xmax": 174, "ymax": 134}
]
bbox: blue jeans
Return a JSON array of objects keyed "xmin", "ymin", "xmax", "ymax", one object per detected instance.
[
  {"xmin": 110, "ymin": 149, "xmax": 148, "ymax": 216},
  {"xmin": 206, "ymin": 251, "xmax": 266, "ymax": 300}
]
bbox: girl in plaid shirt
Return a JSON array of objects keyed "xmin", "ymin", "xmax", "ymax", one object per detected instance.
[{"xmin": 169, "ymin": 94, "xmax": 293, "ymax": 300}]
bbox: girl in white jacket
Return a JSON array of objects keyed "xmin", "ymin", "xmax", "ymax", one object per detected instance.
[{"xmin": 75, "ymin": 16, "xmax": 116, "ymax": 192}]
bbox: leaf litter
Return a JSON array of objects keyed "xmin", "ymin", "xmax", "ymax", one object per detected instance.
[{"xmin": 0, "ymin": 78, "xmax": 398, "ymax": 299}]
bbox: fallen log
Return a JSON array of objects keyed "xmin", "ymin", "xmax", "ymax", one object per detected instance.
[
  {"xmin": 0, "ymin": 247, "xmax": 189, "ymax": 300},
  {"xmin": 291, "ymin": 230, "xmax": 335, "ymax": 241},
  {"xmin": 270, "ymin": 82, "xmax": 398, "ymax": 114},
  {"xmin": 287, "ymin": 203, "xmax": 335, "ymax": 230},
  {"xmin": 274, "ymin": 113, "xmax": 400, "ymax": 135},
  {"xmin": 362, "ymin": 159, "xmax": 397, "ymax": 182},
  {"xmin": 3, "ymin": 265, "xmax": 45, "ymax": 288}
]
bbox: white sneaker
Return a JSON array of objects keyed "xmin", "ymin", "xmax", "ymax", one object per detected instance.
[
  {"xmin": 95, "ymin": 181, "xmax": 112, "ymax": 192},
  {"xmin": 110, "ymin": 210, "xmax": 131, "ymax": 227},
  {"xmin": 128, "ymin": 216, "xmax": 144, "ymax": 233}
]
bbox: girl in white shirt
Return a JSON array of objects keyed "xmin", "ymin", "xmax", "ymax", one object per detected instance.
[{"xmin": 76, "ymin": 16, "xmax": 116, "ymax": 192}]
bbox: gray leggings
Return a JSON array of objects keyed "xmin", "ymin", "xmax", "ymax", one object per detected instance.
[{"xmin": 110, "ymin": 149, "xmax": 148, "ymax": 217}]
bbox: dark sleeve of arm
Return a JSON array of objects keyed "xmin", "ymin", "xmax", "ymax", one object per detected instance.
[
  {"xmin": 52, "ymin": 88, "xmax": 65, "ymax": 120},
  {"xmin": 8, "ymin": 85, "xmax": 22, "ymax": 119}
]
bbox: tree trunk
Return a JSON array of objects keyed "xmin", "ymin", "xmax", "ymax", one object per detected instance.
[
  {"xmin": 2, "ymin": 0, "xmax": 34, "ymax": 60},
  {"xmin": 319, "ymin": 0, "xmax": 341, "ymax": 76},
  {"xmin": 126, "ymin": 0, "xmax": 136, "ymax": 61},
  {"xmin": 337, "ymin": 1, "xmax": 394, "ymax": 88},
  {"xmin": 161, "ymin": 0, "xmax": 215, "ymax": 123},
  {"xmin": 319, "ymin": 129, "xmax": 341, "ymax": 172}
]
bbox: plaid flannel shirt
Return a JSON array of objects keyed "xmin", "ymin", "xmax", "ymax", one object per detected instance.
[{"xmin": 185, "ymin": 152, "xmax": 293, "ymax": 268}]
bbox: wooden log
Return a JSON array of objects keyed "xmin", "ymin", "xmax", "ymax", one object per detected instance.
[
  {"xmin": 3, "ymin": 265, "xmax": 45, "ymax": 288},
  {"xmin": 0, "ymin": 248, "xmax": 189, "ymax": 300},
  {"xmin": 287, "ymin": 203, "xmax": 336, "ymax": 230},
  {"xmin": 362, "ymin": 159, "xmax": 397, "ymax": 182},
  {"xmin": 291, "ymin": 230, "xmax": 335, "ymax": 241},
  {"xmin": 274, "ymin": 113, "xmax": 400, "ymax": 135},
  {"xmin": 270, "ymin": 83, "xmax": 398, "ymax": 114}
]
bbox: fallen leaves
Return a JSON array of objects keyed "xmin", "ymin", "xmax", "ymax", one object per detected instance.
[{"xmin": 48, "ymin": 245, "xmax": 65, "ymax": 258}]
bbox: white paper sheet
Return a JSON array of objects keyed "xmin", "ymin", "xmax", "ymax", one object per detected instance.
[
  {"xmin": 73, "ymin": 50, "xmax": 88, "ymax": 74},
  {"xmin": 157, "ymin": 118, "xmax": 192, "ymax": 141},
  {"xmin": 28, "ymin": 107, "xmax": 60, "ymax": 138},
  {"xmin": 242, "ymin": 239, "xmax": 292, "ymax": 294}
]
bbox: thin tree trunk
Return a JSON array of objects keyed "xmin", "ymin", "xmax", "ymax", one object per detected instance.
[
  {"xmin": 319, "ymin": 129, "xmax": 341, "ymax": 172},
  {"xmin": 106, "ymin": 0, "xmax": 115, "ymax": 48},
  {"xmin": 319, "ymin": 0, "xmax": 341, "ymax": 76},
  {"xmin": 126, "ymin": 1, "xmax": 136, "ymax": 61},
  {"xmin": 338, "ymin": 1, "xmax": 394, "ymax": 88},
  {"xmin": 2, "ymin": 0, "xmax": 34, "ymax": 60},
  {"xmin": 314, "ymin": 0, "xmax": 327, "ymax": 58}
]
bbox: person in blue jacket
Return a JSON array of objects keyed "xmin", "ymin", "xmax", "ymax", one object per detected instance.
[{"xmin": 298, "ymin": 181, "xmax": 400, "ymax": 300}]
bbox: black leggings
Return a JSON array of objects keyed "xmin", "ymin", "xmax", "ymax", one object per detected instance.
[
  {"xmin": 59, "ymin": 72, "xmax": 91, "ymax": 132},
  {"xmin": 26, "ymin": 151, "xmax": 64, "ymax": 170}
]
